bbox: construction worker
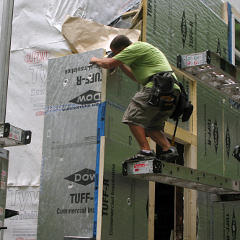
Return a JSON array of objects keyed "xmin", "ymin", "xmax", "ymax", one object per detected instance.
[{"xmin": 90, "ymin": 35, "xmax": 180, "ymax": 161}]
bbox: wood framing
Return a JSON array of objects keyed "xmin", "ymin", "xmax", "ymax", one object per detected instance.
[
  {"xmin": 141, "ymin": 0, "xmax": 147, "ymax": 42},
  {"xmin": 96, "ymin": 68, "xmax": 107, "ymax": 240},
  {"xmin": 96, "ymin": 136, "xmax": 106, "ymax": 240},
  {"xmin": 121, "ymin": 10, "xmax": 139, "ymax": 18},
  {"xmin": 165, "ymin": 122, "xmax": 197, "ymax": 146},
  {"xmin": 183, "ymin": 145, "xmax": 197, "ymax": 240},
  {"xmin": 148, "ymin": 139, "xmax": 156, "ymax": 240},
  {"xmin": 148, "ymin": 181, "xmax": 155, "ymax": 240},
  {"xmin": 222, "ymin": 1, "xmax": 240, "ymax": 23},
  {"xmin": 222, "ymin": 2, "xmax": 228, "ymax": 24}
]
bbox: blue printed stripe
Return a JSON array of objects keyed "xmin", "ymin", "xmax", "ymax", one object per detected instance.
[
  {"xmin": 227, "ymin": 2, "xmax": 233, "ymax": 64},
  {"xmin": 93, "ymin": 101, "xmax": 106, "ymax": 238}
]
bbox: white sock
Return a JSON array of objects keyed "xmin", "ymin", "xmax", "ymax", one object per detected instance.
[{"xmin": 141, "ymin": 150, "xmax": 151, "ymax": 153}]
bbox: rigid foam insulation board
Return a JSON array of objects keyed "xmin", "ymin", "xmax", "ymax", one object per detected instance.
[
  {"xmin": 146, "ymin": 0, "xmax": 228, "ymax": 66},
  {"xmin": 98, "ymin": 69, "xmax": 149, "ymax": 240},
  {"xmin": 37, "ymin": 49, "xmax": 104, "ymax": 239},
  {"xmin": 197, "ymin": 192, "xmax": 240, "ymax": 240},
  {"xmin": 197, "ymin": 80, "xmax": 240, "ymax": 179}
]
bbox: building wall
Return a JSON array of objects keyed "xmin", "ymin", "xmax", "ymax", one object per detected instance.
[
  {"xmin": 144, "ymin": 0, "xmax": 240, "ymax": 239},
  {"xmin": 146, "ymin": 0, "xmax": 228, "ymax": 65}
]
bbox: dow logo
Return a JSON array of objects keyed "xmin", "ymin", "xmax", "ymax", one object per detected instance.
[
  {"xmin": 65, "ymin": 169, "xmax": 95, "ymax": 186},
  {"xmin": 70, "ymin": 90, "xmax": 101, "ymax": 105}
]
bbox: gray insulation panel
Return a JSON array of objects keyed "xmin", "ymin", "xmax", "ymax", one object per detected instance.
[
  {"xmin": 37, "ymin": 49, "xmax": 104, "ymax": 239},
  {"xmin": 37, "ymin": 52, "xmax": 149, "ymax": 240}
]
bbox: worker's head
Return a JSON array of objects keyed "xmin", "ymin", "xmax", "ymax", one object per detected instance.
[{"xmin": 110, "ymin": 35, "xmax": 132, "ymax": 55}]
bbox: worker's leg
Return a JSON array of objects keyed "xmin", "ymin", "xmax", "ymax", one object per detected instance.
[
  {"xmin": 146, "ymin": 129, "xmax": 178, "ymax": 161},
  {"xmin": 128, "ymin": 123, "xmax": 150, "ymax": 150},
  {"xmin": 126, "ymin": 123, "xmax": 156, "ymax": 159},
  {"xmin": 145, "ymin": 129, "xmax": 170, "ymax": 151}
]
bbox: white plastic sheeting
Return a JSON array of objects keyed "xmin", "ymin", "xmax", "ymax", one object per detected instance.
[
  {"xmin": 224, "ymin": 0, "xmax": 240, "ymax": 13},
  {"xmin": 3, "ymin": 187, "xmax": 39, "ymax": 239},
  {"xmin": 5, "ymin": 0, "xmax": 140, "ymax": 186},
  {"xmin": 11, "ymin": 1, "xmax": 64, "ymax": 51},
  {"xmin": 6, "ymin": 42, "xmax": 71, "ymax": 186},
  {"xmin": 47, "ymin": 0, "xmax": 140, "ymax": 31},
  {"xmin": 10, "ymin": 0, "xmax": 140, "ymax": 50}
]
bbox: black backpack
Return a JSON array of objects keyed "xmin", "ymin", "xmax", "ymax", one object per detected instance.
[{"xmin": 170, "ymin": 81, "xmax": 193, "ymax": 122}]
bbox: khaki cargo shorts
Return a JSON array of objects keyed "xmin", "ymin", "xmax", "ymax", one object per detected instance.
[{"xmin": 122, "ymin": 87, "xmax": 180, "ymax": 131}]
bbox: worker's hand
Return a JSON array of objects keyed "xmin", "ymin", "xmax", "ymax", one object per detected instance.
[
  {"xmin": 90, "ymin": 57, "xmax": 98, "ymax": 64},
  {"xmin": 89, "ymin": 57, "xmax": 121, "ymax": 69}
]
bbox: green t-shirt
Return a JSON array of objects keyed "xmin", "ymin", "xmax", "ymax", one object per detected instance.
[{"xmin": 113, "ymin": 41, "xmax": 179, "ymax": 89}]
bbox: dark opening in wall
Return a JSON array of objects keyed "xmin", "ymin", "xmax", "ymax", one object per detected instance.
[{"xmin": 154, "ymin": 143, "xmax": 184, "ymax": 240}]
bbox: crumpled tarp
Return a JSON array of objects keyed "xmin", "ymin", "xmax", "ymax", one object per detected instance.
[{"xmin": 62, "ymin": 17, "xmax": 141, "ymax": 53}]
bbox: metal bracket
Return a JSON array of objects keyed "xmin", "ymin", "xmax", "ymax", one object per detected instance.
[
  {"xmin": 153, "ymin": 158, "xmax": 162, "ymax": 173},
  {"xmin": 122, "ymin": 161, "xmax": 128, "ymax": 176},
  {"xmin": 0, "ymin": 123, "xmax": 32, "ymax": 147},
  {"xmin": 122, "ymin": 158, "xmax": 240, "ymax": 195},
  {"xmin": 211, "ymin": 193, "xmax": 240, "ymax": 202},
  {"xmin": 176, "ymin": 51, "xmax": 240, "ymax": 104},
  {"xmin": 219, "ymin": 194, "xmax": 240, "ymax": 202}
]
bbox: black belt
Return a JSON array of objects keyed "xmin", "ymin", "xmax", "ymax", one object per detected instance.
[{"xmin": 148, "ymin": 71, "xmax": 174, "ymax": 82}]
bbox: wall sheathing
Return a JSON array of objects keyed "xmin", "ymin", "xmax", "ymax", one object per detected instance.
[
  {"xmin": 197, "ymin": 82, "xmax": 240, "ymax": 178},
  {"xmin": 98, "ymin": 69, "xmax": 148, "ymax": 240},
  {"xmin": 197, "ymin": 192, "xmax": 240, "ymax": 240},
  {"xmin": 200, "ymin": 0, "xmax": 223, "ymax": 18},
  {"xmin": 146, "ymin": 0, "xmax": 228, "ymax": 66},
  {"xmin": 196, "ymin": 82, "xmax": 240, "ymax": 240},
  {"xmin": 143, "ymin": 0, "xmax": 240, "ymax": 240}
]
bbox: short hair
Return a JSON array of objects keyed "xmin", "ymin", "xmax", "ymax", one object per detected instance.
[{"xmin": 110, "ymin": 35, "xmax": 132, "ymax": 50}]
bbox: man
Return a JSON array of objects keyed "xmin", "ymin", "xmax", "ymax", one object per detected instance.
[{"xmin": 90, "ymin": 35, "xmax": 180, "ymax": 161}]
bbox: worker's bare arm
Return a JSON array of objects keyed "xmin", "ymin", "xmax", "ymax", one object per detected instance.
[
  {"xmin": 119, "ymin": 64, "xmax": 137, "ymax": 82},
  {"xmin": 90, "ymin": 57, "xmax": 122, "ymax": 69},
  {"xmin": 90, "ymin": 57, "xmax": 137, "ymax": 82}
]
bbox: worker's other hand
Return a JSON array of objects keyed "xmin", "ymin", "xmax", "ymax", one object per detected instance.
[
  {"xmin": 90, "ymin": 57, "xmax": 98, "ymax": 64},
  {"xmin": 89, "ymin": 56, "xmax": 121, "ymax": 69}
]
